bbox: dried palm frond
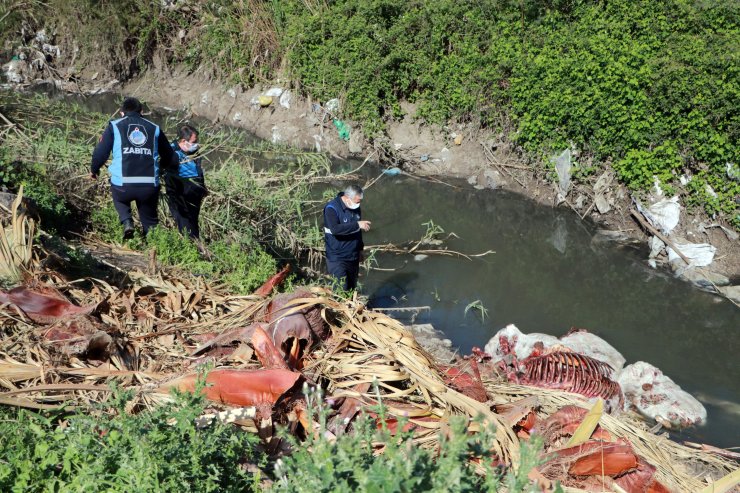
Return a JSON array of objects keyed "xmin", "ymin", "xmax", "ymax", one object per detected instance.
[
  {"xmin": 0, "ymin": 186, "xmax": 35, "ymax": 284},
  {"xmin": 297, "ymin": 292, "xmax": 521, "ymax": 467}
]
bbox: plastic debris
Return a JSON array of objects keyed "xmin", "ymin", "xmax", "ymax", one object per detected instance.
[
  {"xmin": 325, "ymin": 98, "xmax": 340, "ymax": 113},
  {"xmin": 333, "ymin": 119, "xmax": 350, "ymax": 141},
  {"xmin": 636, "ymin": 196, "xmax": 680, "ymax": 235},
  {"xmin": 726, "ymin": 162, "xmax": 740, "ymax": 181},
  {"xmin": 552, "ymin": 149, "xmax": 572, "ymax": 197},
  {"xmin": 420, "ymin": 154, "xmax": 429, "ymax": 162},
  {"xmin": 454, "ymin": 134, "xmax": 463, "ymax": 145},
  {"xmin": 279, "ymin": 90, "xmax": 292, "ymax": 109},
  {"xmin": 648, "ymin": 236, "xmax": 665, "ymax": 259},
  {"xmin": 666, "ymin": 241, "xmax": 716, "ymax": 267},
  {"xmin": 382, "ymin": 167, "xmax": 401, "ymax": 176},
  {"xmin": 2, "ymin": 60, "xmax": 24, "ymax": 83}
]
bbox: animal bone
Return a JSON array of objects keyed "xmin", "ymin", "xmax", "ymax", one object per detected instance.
[{"xmin": 504, "ymin": 350, "xmax": 623, "ymax": 408}]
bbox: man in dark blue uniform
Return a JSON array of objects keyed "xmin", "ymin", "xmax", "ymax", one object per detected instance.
[
  {"xmin": 323, "ymin": 184, "xmax": 371, "ymax": 291},
  {"xmin": 90, "ymin": 97, "xmax": 174, "ymax": 239}
]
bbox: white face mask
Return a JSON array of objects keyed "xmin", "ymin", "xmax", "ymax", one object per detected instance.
[
  {"xmin": 344, "ymin": 197, "xmax": 360, "ymax": 210},
  {"xmin": 183, "ymin": 142, "xmax": 199, "ymax": 154}
]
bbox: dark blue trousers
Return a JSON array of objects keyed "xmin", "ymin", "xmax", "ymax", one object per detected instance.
[
  {"xmin": 326, "ymin": 259, "xmax": 360, "ymax": 291},
  {"xmin": 166, "ymin": 177, "xmax": 207, "ymax": 239},
  {"xmin": 111, "ymin": 184, "xmax": 159, "ymax": 235}
]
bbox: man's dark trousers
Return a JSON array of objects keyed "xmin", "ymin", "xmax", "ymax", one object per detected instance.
[
  {"xmin": 111, "ymin": 184, "xmax": 159, "ymax": 234},
  {"xmin": 327, "ymin": 259, "xmax": 359, "ymax": 291},
  {"xmin": 166, "ymin": 177, "xmax": 206, "ymax": 239}
]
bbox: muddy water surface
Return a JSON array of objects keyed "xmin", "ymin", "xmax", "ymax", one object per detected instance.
[{"xmin": 346, "ymin": 167, "xmax": 740, "ymax": 449}]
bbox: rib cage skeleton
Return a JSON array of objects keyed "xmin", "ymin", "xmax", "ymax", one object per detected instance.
[{"xmin": 506, "ymin": 351, "xmax": 623, "ymax": 406}]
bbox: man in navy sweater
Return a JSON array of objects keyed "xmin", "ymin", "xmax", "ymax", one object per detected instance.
[
  {"xmin": 323, "ymin": 184, "xmax": 371, "ymax": 291},
  {"xmin": 90, "ymin": 97, "xmax": 174, "ymax": 239}
]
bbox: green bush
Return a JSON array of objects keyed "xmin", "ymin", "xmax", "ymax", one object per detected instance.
[
  {"xmin": 0, "ymin": 388, "xmax": 265, "ymax": 492},
  {"xmin": 280, "ymin": 0, "xmax": 738, "ymax": 225},
  {"xmin": 0, "ymin": 159, "xmax": 70, "ymax": 231},
  {"xmin": 89, "ymin": 203, "xmax": 122, "ymax": 242},
  {"xmin": 209, "ymin": 238, "xmax": 278, "ymax": 294}
]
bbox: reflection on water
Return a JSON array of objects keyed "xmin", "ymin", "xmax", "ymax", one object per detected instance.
[{"xmin": 358, "ymin": 173, "xmax": 739, "ymax": 448}]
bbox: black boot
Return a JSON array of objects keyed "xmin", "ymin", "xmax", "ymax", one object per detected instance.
[{"xmin": 122, "ymin": 219, "xmax": 135, "ymax": 240}]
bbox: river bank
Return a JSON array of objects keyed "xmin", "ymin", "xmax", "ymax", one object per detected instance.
[
  {"xmin": 1, "ymin": 83, "xmax": 739, "ymax": 490},
  {"xmin": 2, "ymin": 0, "xmax": 738, "ymax": 302},
  {"xmin": 129, "ymin": 71, "xmax": 740, "ymax": 304}
]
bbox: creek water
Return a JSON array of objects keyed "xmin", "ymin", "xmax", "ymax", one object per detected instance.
[
  {"xmin": 352, "ymin": 168, "xmax": 740, "ymax": 449},
  {"xmin": 26, "ymin": 88, "xmax": 740, "ymax": 449}
]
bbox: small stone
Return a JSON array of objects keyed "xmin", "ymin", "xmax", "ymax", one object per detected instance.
[
  {"xmin": 718, "ymin": 285, "xmax": 740, "ymax": 304},
  {"xmin": 258, "ymin": 95, "xmax": 273, "ymax": 107}
]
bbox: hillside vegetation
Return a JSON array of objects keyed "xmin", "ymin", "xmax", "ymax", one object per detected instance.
[{"xmin": 1, "ymin": 0, "xmax": 738, "ymax": 225}]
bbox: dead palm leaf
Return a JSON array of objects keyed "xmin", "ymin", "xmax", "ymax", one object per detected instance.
[{"xmin": 0, "ymin": 186, "xmax": 35, "ymax": 284}]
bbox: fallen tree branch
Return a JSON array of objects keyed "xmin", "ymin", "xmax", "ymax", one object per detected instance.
[
  {"xmin": 365, "ymin": 243, "xmax": 494, "ymax": 260},
  {"xmin": 629, "ymin": 208, "xmax": 691, "ymax": 265}
]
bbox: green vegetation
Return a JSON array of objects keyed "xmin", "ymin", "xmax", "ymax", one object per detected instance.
[
  {"xmin": 0, "ymin": 386, "xmax": 266, "ymax": 492},
  {"xmin": 0, "ymin": 157, "xmax": 71, "ymax": 231},
  {"xmin": 0, "ymin": 381, "xmax": 548, "ymax": 492},
  {"xmin": 280, "ymin": 0, "xmax": 739, "ymax": 224},
  {"xmin": 3, "ymin": 0, "xmax": 736, "ymax": 226}
]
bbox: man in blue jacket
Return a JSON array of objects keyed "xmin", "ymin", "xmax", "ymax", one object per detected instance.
[
  {"xmin": 90, "ymin": 97, "xmax": 174, "ymax": 239},
  {"xmin": 165, "ymin": 124, "xmax": 207, "ymax": 239},
  {"xmin": 323, "ymin": 184, "xmax": 371, "ymax": 291}
]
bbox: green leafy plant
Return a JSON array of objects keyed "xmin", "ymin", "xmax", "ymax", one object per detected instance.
[
  {"xmin": 464, "ymin": 299, "xmax": 489, "ymax": 322},
  {"xmin": 0, "ymin": 385, "xmax": 266, "ymax": 492}
]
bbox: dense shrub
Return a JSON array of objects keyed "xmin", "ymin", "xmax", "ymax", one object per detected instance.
[
  {"xmin": 0, "ymin": 387, "xmax": 265, "ymax": 492},
  {"xmin": 280, "ymin": 0, "xmax": 738, "ymax": 224}
]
